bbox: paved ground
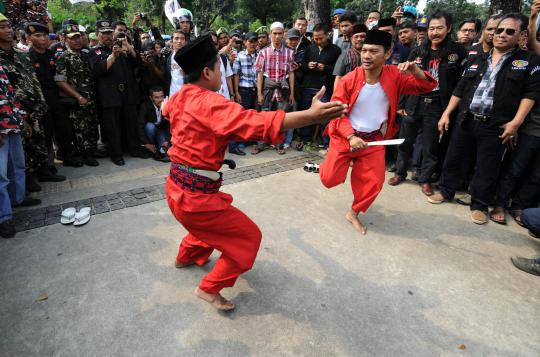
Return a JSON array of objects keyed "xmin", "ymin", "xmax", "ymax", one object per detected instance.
[{"xmin": 1, "ymin": 150, "xmax": 539, "ymax": 356}]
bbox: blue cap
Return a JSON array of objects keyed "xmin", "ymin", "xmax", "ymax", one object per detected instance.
[
  {"xmin": 417, "ymin": 15, "xmax": 429, "ymax": 29},
  {"xmin": 403, "ymin": 5, "xmax": 418, "ymax": 18},
  {"xmin": 333, "ymin": 8, "xmax": 346, "ymax": 16}
]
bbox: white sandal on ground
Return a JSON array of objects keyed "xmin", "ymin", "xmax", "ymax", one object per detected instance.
[
  {"xmin": 73, "ymin": 207, "xmax": 92, "ymax": 226},
  {"xmin": 60, "ymin": 207, "xmax": 76, "ymax": 225}
]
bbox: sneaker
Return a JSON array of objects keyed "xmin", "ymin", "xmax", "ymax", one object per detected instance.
[
  {"xmin": 511, "ymin": 256, "xmax": 540, "ymax": 276},
  {"xmin": 471, "ymin": 210, "xmax": 488, "ymax": 225},
  {"xmin": 0, "ymin": 220, "xmax": 16, "ymax": 238},
  {"xmin": 427, "ymin": 193, "xmax": 449, "ymax": 204}
]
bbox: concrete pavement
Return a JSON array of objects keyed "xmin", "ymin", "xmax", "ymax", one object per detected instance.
[{"xmin": 1, "ymin": 151, "xmax": 539, "ymax": 356}]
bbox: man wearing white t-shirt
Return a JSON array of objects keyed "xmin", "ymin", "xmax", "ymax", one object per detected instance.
[
  {"xmin": 165, "ymin": 30, "xmax": 187, "ymax": 96},
  {"xmin": 320, "ymin": 30, "xmax": 437, "ymax": 235}
]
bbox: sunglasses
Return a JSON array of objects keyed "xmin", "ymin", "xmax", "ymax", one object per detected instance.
[{"xmin": 495, "ymin": 28, "xmax": 516, "ymax": 36}]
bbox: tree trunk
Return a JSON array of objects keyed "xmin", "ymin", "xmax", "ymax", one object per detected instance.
[
  {"xmin": 490, "ymin": 0, "xmax": 521, "ymax": 14},
  {"xmin": 304, "ymin": 0, "xmax": 331, "ymax": 29}
]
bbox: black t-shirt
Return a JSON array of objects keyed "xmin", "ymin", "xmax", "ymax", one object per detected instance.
[{"xmin": 29, "ymin": 49, "xmax": 58, "ymax": 95}]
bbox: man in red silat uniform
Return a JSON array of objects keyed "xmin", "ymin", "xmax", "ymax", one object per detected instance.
[
  {"xmin": 320, "ymin": 30, "xmax": 437, "ymax": 235},
  {"xmin": 162, "ymin": 35, "xmax": 347, "ymax": 311}
]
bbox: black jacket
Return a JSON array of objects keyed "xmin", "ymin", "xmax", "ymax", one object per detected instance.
[
  {"xmin": 301, "ymin": 43, "xmax": 341, "ymax": 90},
  {"xmin": 405, "ymin": 39, "xmax": 467, "ymax": 112},
  {"xmin": 89, "ymin": 44, "xmax": 139, "ymax": 108},
  {"xmin": 453, "ymin": 48, "xmax": 540, "ymax": 128},
  {"xmin": 138, "ymin": 100, "xmax": 171, "ymax": 144}
]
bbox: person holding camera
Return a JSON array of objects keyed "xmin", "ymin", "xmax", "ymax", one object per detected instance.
[{"xmin": 89, "ymin": 19, "xmax": 147, "ymax": 166}]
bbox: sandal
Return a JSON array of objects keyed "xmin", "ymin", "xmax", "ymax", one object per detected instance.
[
  {"xmin": 509, "ymin": 208, "xmax": 524, "ymax": 227},
  {"xmin": 60, "ymin": 207, "xmax": 76, "ymax": 225},
  {"xmin": 295, "ymin": 141, "xmax": 305, "ymax": 151},
  {"xmin": 489, "ymin": 206, "xmax": 507, "ymax": 225},
  {"xmin": 251, "ymin": 147, "xmax": 265, "ymax": 155},
  {"xmin": 277, "ymin": 148, "xmax": 286, "ymax": 155}
]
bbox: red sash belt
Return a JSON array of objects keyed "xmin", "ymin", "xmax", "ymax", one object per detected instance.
[{"xmin": 169, "ymin": 164, "xmax": 222, "ymax": 194}]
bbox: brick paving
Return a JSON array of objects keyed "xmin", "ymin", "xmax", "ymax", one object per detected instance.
[{"xmin": 14, "ymin": 154, "xmax": 319, "ymax": 232}]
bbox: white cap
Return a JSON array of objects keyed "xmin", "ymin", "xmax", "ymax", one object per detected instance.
[{"xmin": 270, "ymin": 22, "xmax": 284, "ymax": 31}]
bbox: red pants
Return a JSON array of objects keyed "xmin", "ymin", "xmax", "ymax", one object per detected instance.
[
  {"xmin": 167, "ymin": 187, "xmax": 262, "ymax": 294},
  {"xmin": 320, "ymin": 145, "xmax": 386, "ymax": 213}
]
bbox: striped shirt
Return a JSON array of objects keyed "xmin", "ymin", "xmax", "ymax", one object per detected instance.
[{"xmin": 233, "ymin": 49, "xmax": 257, "ymax": 88}]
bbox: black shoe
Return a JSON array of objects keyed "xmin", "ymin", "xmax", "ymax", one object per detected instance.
[
  {"xmin": 91, "ymin": 148, "xmax": 108, "ymax": 158},
  {"xmin": 0, "ymin": 220, "xmax": 16, "ymax": 239},
  {"xmin": 153, "ymin": 152, "xmax": 171, "ymax": 162},
  {"xmin": 25, "ymin": 172, "xmax": 42, "ymax": 193},
  {"xmin": 511, "ymin": 256, "xmax": 540, "ymax": 276},
  {"xmin": 37, "ymin": 166, "xmax": 66, "ymax": 182},
  {"xmin": 83, "ymin": 154, "xmax": 99, "ymax": 167},
  {"xmin": 130, "ymin": 149, "xmax": 151, "ymax": 159},
  {"xmin": 14, "ymin": 196, "xmax": 42, "ymax": 207},
  {"xmin": 112, "ymin": 158, "xmax": 125, "ymax": 166},
  {"xmin": 48, "ymin": 165, "xmax": 58, "ymax": 174},
  {"xmin": 228, "ymin": 147, "xmax": 246, "ymax": 156},
  {"xmin": 63, "ymin": 155, "xmax": 84, "ymax": 167}
]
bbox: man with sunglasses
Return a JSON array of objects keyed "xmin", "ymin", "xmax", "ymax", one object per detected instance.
[{"xmin": 429, "ymin": 13, "xmax": 540, "ymax": 225}]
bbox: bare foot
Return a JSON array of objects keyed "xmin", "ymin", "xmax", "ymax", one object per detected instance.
[
  {"xmin": 345, "ymin": 210, "xmax": 367, "ymax": 235},
  {"xmin": 195, "ymin": 287, "xmax": 235, "ymax": 311}
]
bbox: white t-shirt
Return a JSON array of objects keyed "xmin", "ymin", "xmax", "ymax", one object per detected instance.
[
  {"xmin": 219, "ymin": 56, "xmax": 233, "ymax": 99},
  {"xmin": 169, "ymin": 52, "xmax": 184, "ymax": 96},
  {"xmin": 349, "ymin": 82, "xmax": 389, "ymax": 132}
]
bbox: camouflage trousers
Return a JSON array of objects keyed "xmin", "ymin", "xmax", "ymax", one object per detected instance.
[
  {"xmin": 69, "ymin": 104, "xmax": 99, "ymax": 153},
  {"xmin": 23, "ymin": 116, "xmax": 48, "ymax": 170}
]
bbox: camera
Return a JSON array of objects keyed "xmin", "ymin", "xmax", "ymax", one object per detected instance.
[{"xmin": 138, "ymin": 12, "xmax": 147, "ymax": 20}]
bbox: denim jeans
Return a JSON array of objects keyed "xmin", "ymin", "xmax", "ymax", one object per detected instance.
[
  {"xmin": 145, "ymin": 122, "xmax": 167, "ymax": 148},
  {"xmin": 299, "ymin": 88, "xmax": 331, "ymax": 144},
  {"xmin": 0, "ymin": 133, "xmax": 26, "ymax": 224},
  {"xmin": 521, "ymin": 208, "xmax": 540, "ymax": 236},
  {"xmin": 230, "ymin": 87, "xmax": 257, "ymax": 151},
  {"xmin": 496, "ymin": 133, "xmax": 540, "ymax": 208}
]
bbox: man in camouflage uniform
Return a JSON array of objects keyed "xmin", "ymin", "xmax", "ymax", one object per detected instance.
[
  {"xmin": 55, "ymin": 24, "xmax": 101, "ymax": 166},
  {"xmin": 50, "ymin": 18, "xmax": 78, "ymax": 58},
  {"xmin": 0, "ymin": 14, "xmax": 64, "ymax": 193},
  {"xmin": 26, "ymin": 22, "xmax": 80, "ymax": 168}
]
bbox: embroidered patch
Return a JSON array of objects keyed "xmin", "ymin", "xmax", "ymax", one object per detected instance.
[
  {"xmin": 468, "ymin": 50, "xmax": 478, "ymax": 56},
  {"xmin": 512, "ymin": 60, "xmax": 528, "ymax": 68},
  {"xmin": 95, "ymin": 50, "xmax": 102, "ymax": 55},
  {"xmin": 448, "ymin": 53, "xmax": 459, "ymax": 62},
  {"xmin": 56, "ymin": 47, "xmax": 63, "ymax": 51},
  {"xmin": 468, "ymin": 64, "xmax": 478, "ymax": 70},
  {"xmin": 531, "ymin": 65, "xmax": 540, "ymax": 75}
]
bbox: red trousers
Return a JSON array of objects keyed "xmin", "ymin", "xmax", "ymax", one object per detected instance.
[
  {"xmin": 320, "ymin": 145, "xmax": 386, "ymax": 213},
  {"xmin": 167, "ymin": 182, "xmax": 262, "ymax": 294}
]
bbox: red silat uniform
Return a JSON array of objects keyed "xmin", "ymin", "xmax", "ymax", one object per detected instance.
[
  {"xmin": 320, "ymin": 65, "xmax": 437, "ymax": 213},
  {"xmin": 163, "ymin": 84, "xmax": 285, "ymax": 294}
]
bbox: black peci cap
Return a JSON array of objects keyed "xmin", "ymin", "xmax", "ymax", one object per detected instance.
[
  {"xmin": 364, "ymin": 30, "xmax": 393, "ymax": 48},
  {"xmin": 174, "ymin": 35, "xmax": 218, "ymax": 74}
]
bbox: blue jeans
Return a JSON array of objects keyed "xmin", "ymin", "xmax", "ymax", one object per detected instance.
[
  {"xmin": 496, "ymin": 133, "xmax": 540, "ymax": 207},
  {"xmin": 521, "ymin": 208, "xmax": 540, "ymax": 236},
  {"xmin": 299, "ymin": 88, "xmax": 331, "ymax": 144},
  {"xmin": 230, "ymin": 87, "xmax": 257, "ymax": 151},
  {"xmin": 145, "ymin": 122, "xmax": 167, "ymax": 148},
  {"xmin": 0, "ymin": 133, "xmax": 25, "ymax": 224}
]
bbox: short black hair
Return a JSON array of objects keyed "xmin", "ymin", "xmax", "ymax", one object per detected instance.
[
  {"xmin": 368, "ymin": 10, "xmax": 381, "ymax": 16},
  {"xmin": 339, "ymin": 11, "xmax": 357, "ymax": 24},
  {"xmin": 429, "ymin": 10, "xmax": 453, "ymax": 29},
  {"xmin": 149, "ymin": 86, "xmax": 164, "ymax": 95},
  {"xmin": 399, "ymin": 21, "xmax": 417, "ymax": 30},
  {"xmin": 172, "ymin": 29, "xmax": 186, "ymax": 38},
  {"xmin": 295, "ymin": 17, "xmax": 307, "ymax": 23},
  {"xmin": 498, "ymin": 13, "xmax": 528, "ymax": 32},
  {"xmin": 313, "ymin": 23, "xmax": 328, "ymax": 33},
  {"xmin": 113, "ymin": 21, "xmax": 127, "ymax": 28},
  {"xmin": 185, "ymin": 55, "xmax": 219, "ymax": 84},
  {"xmin": 459, "ymin": 19, "xmax": 481, "ymax": 33}
]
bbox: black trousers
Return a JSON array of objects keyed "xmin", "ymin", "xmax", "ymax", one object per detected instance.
[
  {"xmin": 439, "ymin": 115, "xmax": 506, "ymax": 211},
  {"xmin": 395, "ymin": 97, "xmax": 443, "ymax": 183},
  {"xmin": 42, "ymin": 95, "xmax": 73, "ymax": 159},
  {"xmin": 100, "ymin": 104, "xmax": 139, "ymax": 160}
]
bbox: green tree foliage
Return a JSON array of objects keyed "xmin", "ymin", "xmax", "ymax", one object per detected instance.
[
  {"xmin": 425, "ymin": 0, "xmax": 490, "ymax": 27},
  {"xmin": 345, "ymin": 0, "xmax": 420, "ymax": 22},
  {"xmin": 238, "ymin": 0, "xmax": 296, "ymax": 26}
]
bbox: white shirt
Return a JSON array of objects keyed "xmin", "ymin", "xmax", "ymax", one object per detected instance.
[
  {"xmin": 153, "ymin": 103, "xmax": 162, "ymax": 125},
  {"xmin": 169, "ymin": 52, "xmax": 184, "ymax": 96},
  {"xmin": 219, "ymin": 56, "xmax": 233, "ymax": 99},
  {"xmin": 349, "ymin": 82, "xmax": 389, "ymax": 132},
  {"xmin": 332, "ymin": 28, "xmax": 340, "ymax": 45}
]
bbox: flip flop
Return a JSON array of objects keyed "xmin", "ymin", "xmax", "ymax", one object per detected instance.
[
  {"xmin": 489, "ymin": 207, "xmax": 507, "ymax": 225},
  {"xmin": 60, "ymin": 207, "xmax": 76, "ymax": 225},
  {"xmin": 73, "ymin": 207, "xmax": 92, "ymax": 226}
]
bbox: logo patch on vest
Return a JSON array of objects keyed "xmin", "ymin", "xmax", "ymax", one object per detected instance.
[
  {"xmin": 512, "ymin": 60, "xmax": 528, "ymax": 70},
  {"xmin": 448, "ymin": 53, "xmax": 459, "ymax": 62},
  {"xmin": 468, "ymin": 50, "xmax": 478, "ymax": 56}
]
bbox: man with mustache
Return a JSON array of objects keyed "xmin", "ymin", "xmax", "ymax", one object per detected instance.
[{"xmin": 389, "ymin": 11, "xmax": 467, "ymax": 197}]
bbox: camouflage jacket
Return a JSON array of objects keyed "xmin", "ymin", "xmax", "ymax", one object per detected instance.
[
  {"xmin": 0, "ymin": 47, "xmax": 47, "ymax": 124},
  {"xmin": 0, "ymin": 64, "xmax": 26, "ymax": 134},
  {"xmin": 54, "ymin": 48, "xmax": 95, "ymax": 98}
]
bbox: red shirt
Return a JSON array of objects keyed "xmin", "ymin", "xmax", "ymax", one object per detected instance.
[
  {"xmin": 327, "ymin": 65, "xmax": 437, "ymax": 152},
  {"xmin": 163, "ymin": 84, "xmax": 286, "ymax": 212}
]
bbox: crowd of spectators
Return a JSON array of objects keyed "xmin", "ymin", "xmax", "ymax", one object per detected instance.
[{"xmin": 0, "ymin": 2, "xmax": 539, "ymax": 276}]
